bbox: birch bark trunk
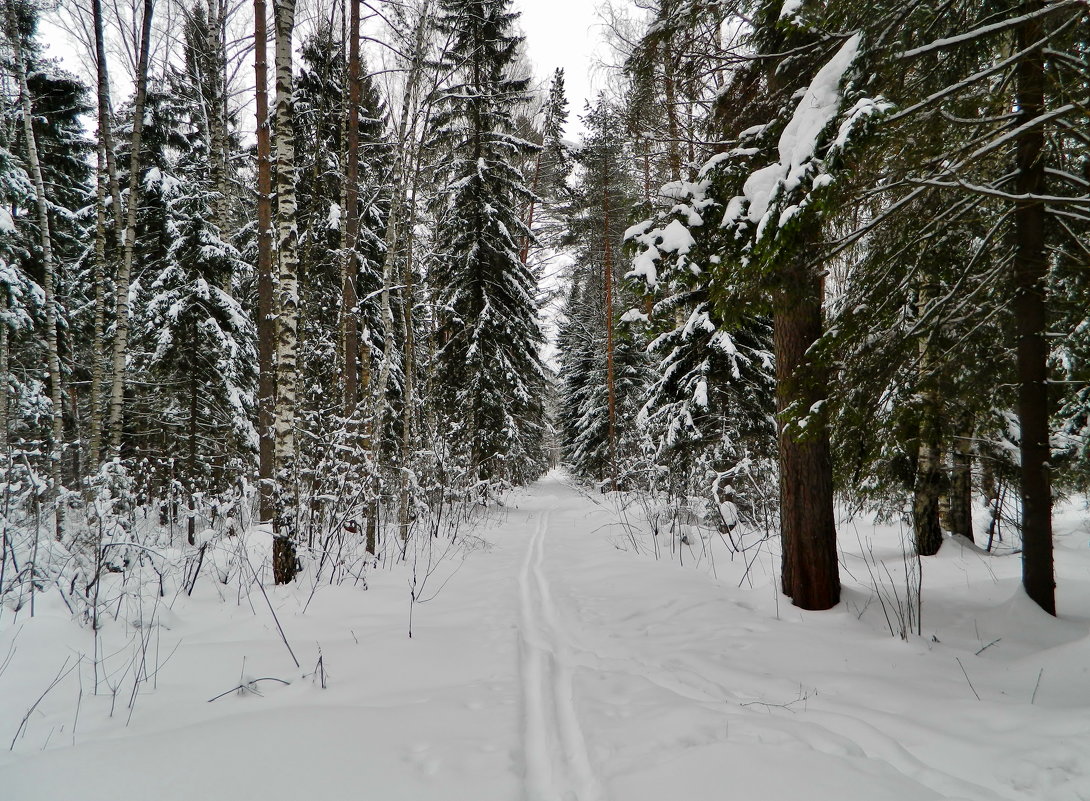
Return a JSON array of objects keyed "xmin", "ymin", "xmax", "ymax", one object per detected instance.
[
  {"xmin": 271, "ymin": 0, "xmax": 300, "ymax": 583},
  {"xmin": 105, "ymin": 0, "xmax": 155, "ymax": 459},
  {"xmin": 5, "ymin": 0, "xmax": 66, "ymax": 539},
  {"xmin": 254, "ymin": 0, "xmax": 276, "ymax": 523}
]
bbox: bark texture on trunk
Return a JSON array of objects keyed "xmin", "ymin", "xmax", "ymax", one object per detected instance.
[
  {"xmin": 88, "ymin": 0, "xmax": 121, "ymax": 467},
  {"xmin": 106, "ymin": 0, "xmax": 155, "ymax": 459},
  {"xmin": 948, "ymin": 421, "xmax": 974, "ymax": 542},
  {"xmin": 372, "ymin": 1, "xmax": 430, "ymax": 479},
  {"xmin": 774, "ymin": 255, "xmax": 840, "ymax": 611},
  {"xmin": 206, "ymin": 0, "xmax": 230, "ymax": 237},
  {"xmin": 602, "ymin": 162, "xmax": 617, "ymax": 490},
  {"xmin": 187, "ymin": 319, "xmax": 198, "ymax": 547},
  {"xmin": 6, "ymin": 0, "xmax": 66, "ymax": 538},
  {"xmin": 1013, "ymin": 3, "xmax": 1055, "ymax": 615},
  {"xmin": 913, "ymin": 285, "xmax": 943, "ymax": 556},
  {"xmin": 254, "ymin": 0, "xmax": 276, "ymax": 523},
  {"xmin": 89, "ymin": 143, "xmax": 109, "ymax": 469},
  {"xmin": 341, "ymin": 0, "xmax": 362, "ymax": 416},
  {"xmin": 0, "ymin": 295, "xmax": 9, "ymax": 459},
  {"xmin": 271, "ymin": 0, "xmax": 300, "ymax": 583}
]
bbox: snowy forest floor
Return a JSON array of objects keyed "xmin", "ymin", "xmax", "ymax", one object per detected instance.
[{"xmin": 2, "ymin": 472, "xmax": 1090, "ymax": 800}]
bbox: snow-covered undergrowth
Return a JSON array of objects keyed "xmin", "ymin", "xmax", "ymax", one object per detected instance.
[{"xmin": 2, "ymin": 473, "xmax": 1089, "ymax": 801}]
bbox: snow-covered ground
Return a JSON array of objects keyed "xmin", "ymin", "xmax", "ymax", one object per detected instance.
[{"xmin": 2, "ymin": 473, "xmax": 1090, "ymax": 800}]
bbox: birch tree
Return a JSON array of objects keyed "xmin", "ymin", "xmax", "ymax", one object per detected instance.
[
  {"xmin": 4, "ymin": 0, "xmax": 66, "ymax": 538},
  {"xmin": 105, "ymin": 0, "xmax": 154, "ymax": 458},
  {"xmin": 271, "ymin": 0, "xmax": 300, "ymax": 583}
]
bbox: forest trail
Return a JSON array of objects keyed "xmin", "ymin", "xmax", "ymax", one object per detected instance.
[
  {"xmin": 518, "ymin": 502, "xmax": 604, "ymax": 801},
  {"xmin": 3, "ymin": 472, "xmax": 1090, "ymax": 801}
]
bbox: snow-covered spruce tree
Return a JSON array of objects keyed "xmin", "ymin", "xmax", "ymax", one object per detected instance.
[
  {"xmin": 802, "ymin": 0, "xmax": 1089, "ymax": 612},
  {"xmin": 520, "ymin": 67, "xmax": 572, "ymax": 267},
  {"xmin": 292, "ymin": 21, "xmax": 400, "ymax": 545},
  {"xmin": 428, "ymin": 0, "xmax": 546, "ymax": 486},
  {"xmin": 294, "ymin": 24, "xmax": 396, "ymax": 440},
  {"xmin": 631, "ymin": 1, "xmax": 896, "ymax": 610},
  {"xmin": 1, "ymin": 0, "xmax": 92, "ymax": 518},
  {"xmin": 621, "ymin": 3, "xmax": 777, "ymax": 525},
  {"xmin": 558, "ymin": 97, "xmax": 648, "ymax": 488},
  {"xmin": 133, "ymin": 14, "xmax": 256, "ymax": 544},
  {"xmin": 113, "ymin": 88, "xmax": 187, "ymax": 484},
  {"xmin": 1053, "ymin": 241, "xmax": 1090, "ymax": 490},
  {"xmin": 0, "ymin": 137, "xmax": 38, "ymax": 469},
  {"xmin": 801, "ymin": 0, "xmax": 1024, "ymax": 556},
  {"xmin": 625, "ymin": 178, "xmax": 777, "ymax": 529}
]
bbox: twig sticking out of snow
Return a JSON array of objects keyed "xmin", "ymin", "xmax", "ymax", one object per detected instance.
[
  {"xmin": 1031, "ymin": 668, "xmax": 1044, "ymax": 705},
  {"xmin": 206, "ymin": 677, "xmax": 291, "ymax": 703},
  {"xmin": 955, "ymin": 657, "xmax": 981, "ymax": 701}
]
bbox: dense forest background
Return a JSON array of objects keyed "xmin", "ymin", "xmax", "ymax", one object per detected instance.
[{"xmin": 1, "ymin": 0, "xmax": 1087, "ymax": 619}]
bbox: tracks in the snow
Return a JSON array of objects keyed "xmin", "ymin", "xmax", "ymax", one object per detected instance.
[{"xmin": 518, "ymin": 508, "xmax": 605, "ymax": 801}]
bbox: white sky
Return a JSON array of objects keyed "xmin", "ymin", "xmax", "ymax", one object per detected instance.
[
  {"xmin": 515, "ymin": 0, "xmax": 606, "ymax": 140},
  {"xmin": 43, "ymin": 0, "xmax": 608, "ymax": 140}
]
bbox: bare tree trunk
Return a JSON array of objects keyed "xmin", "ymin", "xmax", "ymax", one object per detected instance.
[
  {"xmin": 520, "ymin": 149, "xmax": 541, "ymax": 267},
  {"xmin": 106, "ymin": 0, "xmax": 155, "ymax": 459},
  {"xmin": 207, "ymin": 0, "xmax": 229, "ymax": 234},
  {"xmin": 89, "ymin": 143, "xmax": 109, "ymax": 469},
  {"xmin": 398, "ymin": 167, "xmax": 423, "ymax": 543},
  {"xmin": 88, "ymin": 0, "xmax": 122, "ymax": 467},
  {"xmin": 0, "ymin": 294, "xmax": 8, "ymax": 458},
  {"xmin": 602, "ymin": 163, "xmax": 617, "ymax": 491},
  {"xmin": 775, "ymin": 253, "xmax": 839, "ymax": 611},
  {"xmin": 372, "ymin": 1, "xmax": 430, "ymax": 462},
  {"xmin": 254, "ymin": 0, "xmax": 276, "ymax": 523},
  {"xmin": 1013, "ymin": 2, "xmax": 1055, "ymax": 615},
  {"xmin": 398, "ymin": 243, "xmax": 415, "ymax": 542},
  {"xmin": 5, "ymin": 0, "xmax": 66, "ymax": 539},
  {"xmin": 188, "ymin": 318, "xmax": 198, "ymax": 546},
  {"xmin": 341, "ymin": 0, "xmax": 362, "ymax": 416},
  {"xmin": 913, "ymin": 284, "xmax": 943, "ymax": 556},
  {"xmin": 661, "ymin": 1, "xmax": 681, "ymax": 182},
  {"xmin": 271, "ymin": 0, "xmax": 300, "ymax": 583},
  {"xmin": 948, "ymin": 421, "xmax": 974, "ymax": 542}
]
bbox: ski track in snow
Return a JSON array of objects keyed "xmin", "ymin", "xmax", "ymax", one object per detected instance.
[
  {"xmin": 4, "ymin": 472, "xmax": 1090, "ymax": 801},
  {"xmin": 519, "ymin": 505, "xmax": 606, "ymax": 801}
]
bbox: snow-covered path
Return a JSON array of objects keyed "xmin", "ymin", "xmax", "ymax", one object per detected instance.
[
  {"xmin": 3, "ymin": 472, "xmax": 1090, "ymax": 800},
  {"xmin": 518, "ymin": 505, "xmax": 604, "ymax": 801}
]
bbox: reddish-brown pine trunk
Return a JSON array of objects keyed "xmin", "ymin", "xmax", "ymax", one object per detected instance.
[
  {"xmin": 774, "ymin": 256, "xmax": 839, "ymax": 611},
  {"xmin": 1013, "ymin": 2, "xmax": 1055, "ymax": 615},
  {"xmin": 342, "ymin": 0, "xmax": 362, "ymax": 415},
  {"xmin": 254, "ymin": 0, "xmax": 276, "ymax": 523}
]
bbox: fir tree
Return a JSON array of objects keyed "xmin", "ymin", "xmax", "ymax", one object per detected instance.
[{"xmin": 429, "ymin": 0, "xmax": 546, "ymax": 485}]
